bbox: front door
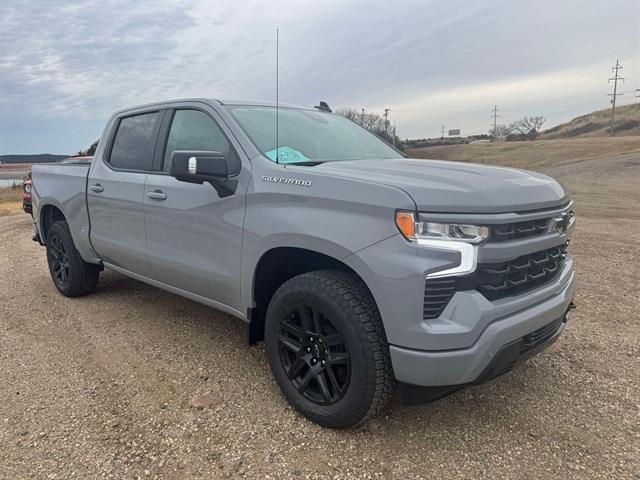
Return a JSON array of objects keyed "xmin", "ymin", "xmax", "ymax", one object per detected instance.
[
  {"xmin": 88, "ymin": 110, "xmax": 163, "ymax": 274},
  {"xmin": 143, "ymin": 105, "xmax": 249, "ymax": 311}
]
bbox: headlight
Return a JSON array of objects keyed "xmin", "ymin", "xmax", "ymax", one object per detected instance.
[
  {"xmin": 395, "ymin": 211, "xmax": 489, "ymax": 244},
  {"xmin": 24, "ymin": 183, "xmax": 32, "ymax": 193}
]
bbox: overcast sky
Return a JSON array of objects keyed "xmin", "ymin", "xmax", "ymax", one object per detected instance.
[{"xmin": 1, "ymin": 0, "xmax": 639, "ymax": 154}]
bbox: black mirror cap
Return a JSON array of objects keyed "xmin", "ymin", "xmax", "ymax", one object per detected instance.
[{"xmin": 170, "ymin": 150, "xmax": 228, "ymax": 184}]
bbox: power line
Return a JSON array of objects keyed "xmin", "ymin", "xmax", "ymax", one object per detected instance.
[{"xmin": 608, "ymin": 59, "xmax": 624, "ymax": 136}]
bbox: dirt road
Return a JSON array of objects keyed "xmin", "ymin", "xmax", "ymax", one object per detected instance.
[{"xmin": 1, "ymin": 153, "xmax": 639, "ymax": 479}]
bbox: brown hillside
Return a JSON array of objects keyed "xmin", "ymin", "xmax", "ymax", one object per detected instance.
[
  {"xmin": 540, "ymin": 103, "xmax": 639, "ymax": 139},
  {"xmin": 406, "ymin": 136, "xmax": 640, "ymax": 169}
]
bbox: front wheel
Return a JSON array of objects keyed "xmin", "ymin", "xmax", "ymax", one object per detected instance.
[
  {"xmin": 46, "ymin": 220, "xmax": 100, "ymax": 297},
  {"xmin": 265, "ymin": 270, "xmax": 394, "ymax": 428}
]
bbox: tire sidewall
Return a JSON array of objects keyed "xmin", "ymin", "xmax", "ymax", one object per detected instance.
[
  {"xmin": 46, "ymin": 222, "xmax": 82, "ymax": 296},
  {"xmin": 265, "ymin": 275, "xmax": 376, "ymax": 426}
]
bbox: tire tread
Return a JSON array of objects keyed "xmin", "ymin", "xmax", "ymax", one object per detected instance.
[{"xmin": 47, "ymin": 220, "xmax": 100, "ymax": 297}]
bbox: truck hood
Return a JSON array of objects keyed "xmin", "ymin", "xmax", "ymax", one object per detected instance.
[{"xmin": 315, "ymin": 158, "xmax": 570, "ymax": 213}]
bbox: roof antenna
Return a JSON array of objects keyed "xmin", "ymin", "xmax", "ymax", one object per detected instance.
[{"xmin": 275, "ymin": 28, "xmax": 279, "ymax": 164}]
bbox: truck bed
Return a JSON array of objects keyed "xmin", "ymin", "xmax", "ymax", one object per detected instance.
[{"xmin": 32, "ymin": 163, "xmax": 96, "ymax": 262}]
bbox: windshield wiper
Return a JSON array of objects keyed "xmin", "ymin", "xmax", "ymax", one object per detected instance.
[{"xmin": 286, "ymin": 161, "xmax": 325, "ymax": 166}]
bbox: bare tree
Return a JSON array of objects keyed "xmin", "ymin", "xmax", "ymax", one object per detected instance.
[
  {"xmin": 489, "ymin": 124, "xmax": 511, "ymax": 139},
  {"xmin": 335, "ymin": 107, "xmax": 399, "ymax": 146},
  {"xmin": 509, "ymin": 116, "xmax": 546, "ymax": 140},
  {"xmin": 334, "ymin": 108, "xmax": 360, "ymax": 122}
]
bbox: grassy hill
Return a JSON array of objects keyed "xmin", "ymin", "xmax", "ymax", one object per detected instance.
[
  {"xmin": 541, "ymin": 103, "xmax": 639, "ymax": 139},
  {"xmin": 406, "ymin": 136, "xmax": 640, "ymax": 169}
]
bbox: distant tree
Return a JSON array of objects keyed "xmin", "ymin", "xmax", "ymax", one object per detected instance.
[
  {"xmin": 335, "ymin": 107, "xmax": 401, "ymax": 148},
  {"xmin": 335, "ymin": 107, "xmax": 360, "ymax": 122},
  {"xmin": 508, "ymin": 116, "xmax": 546, "ymax": 140},
  {"xmin": 489, "ymin": 124, "xmax": 511, "ymax": 139},
  {"xmin": 76, "ymin": 140, "xmax": 99, "ymax": 157}
]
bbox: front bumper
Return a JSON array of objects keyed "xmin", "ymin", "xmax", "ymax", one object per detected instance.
[{"xmin": 389, "ymin": 266, "xmax": 576, "ymax": 388}]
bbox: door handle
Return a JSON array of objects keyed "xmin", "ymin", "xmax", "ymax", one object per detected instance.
[
  {"xmin": 89, "ymin": 184, "xmax": 104, "ymax": 193},
  {"xmin": 146, "ymin": 190, "xmax": 167, "ymax": 200}
]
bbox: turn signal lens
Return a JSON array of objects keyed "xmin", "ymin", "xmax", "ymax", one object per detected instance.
[{"xmin": 395, "ymin": 211, "xmax": 416, "ymax": 240}]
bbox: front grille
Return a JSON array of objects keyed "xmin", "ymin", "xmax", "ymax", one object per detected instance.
[
  {"xmin": 423, "ymin": 277, "xmax": 456, "ymax": 320},
  {"xmin": 490, "ymin": 217, "xmax": 549, "ymax": 242},
  {"xmin": 521, "ymin": 316, "xmax": 564, "ymax": 353},
  {"xmin": 467, "ymin": 244, "xmax": 567, "ymax": 301},
  {"xmin": 423, "ymin": 244, "xmax": 568, "ymax": 320}
]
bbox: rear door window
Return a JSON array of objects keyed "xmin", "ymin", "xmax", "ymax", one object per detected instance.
[
  {"xmin": 162, "ymin": 109, "xmax": 239, "ymax": 173},
  {"xmin": 109, "ymin": 112, "xmax": 159, "ymax": 171}
]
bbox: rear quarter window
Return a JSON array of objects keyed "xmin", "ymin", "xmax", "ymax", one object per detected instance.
[{"xmin": 109, "ymin": 112, "xmax": 159, "ymax": 170}]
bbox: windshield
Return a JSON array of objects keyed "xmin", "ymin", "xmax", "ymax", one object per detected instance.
[{"xmin": 226, "ymin": 105, "xmax": 402, "ymax": 163}]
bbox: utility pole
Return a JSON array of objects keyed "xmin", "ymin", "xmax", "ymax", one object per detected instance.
[
  {"xmin": 491, "ymin": 105, "xmax": 499, "ymax": 141},
  {"xmin": 636, "ymin": 89, "xmax": 639, "ymax": 99},
  {"xmin": 392, "ymin": 121, "xmax": 396, "ymax": 147},
  {"xmin": 441, "ymin": 125, "xmax": 445, "ymax": 139},
  {"xmin": 383, "ymin": 108, "xmax": 390, "ymax": 136},
  {"xmin": 361, "ymin": 108, "xmax": 365, "ymax": 124},
  {"xmin": 608, "ymin": 59, "xmax": 624, "ymax": 136}
]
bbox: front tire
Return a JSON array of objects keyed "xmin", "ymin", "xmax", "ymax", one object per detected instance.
[
  {"xmin": 265, "ymin": 270, "xmax": 394, "ymax": 428},
  {"xmin": 46, "ymin": 220, "xmax": 100, "ymax": 297}
]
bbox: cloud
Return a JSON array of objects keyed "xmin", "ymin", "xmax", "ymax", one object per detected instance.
[{"xmin": 1, "ymin": 0, "xmax": 639, "ymax": 153}]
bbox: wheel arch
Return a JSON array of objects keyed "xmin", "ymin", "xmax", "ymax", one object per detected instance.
[
  {"xmin": 39, "ymin": 203, "xmax": 67, "ymax": 243},
  {"xmin": 248, "ymin": 246, "xmax": 380, "ymax": 345}
]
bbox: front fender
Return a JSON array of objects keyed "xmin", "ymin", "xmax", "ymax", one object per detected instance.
[{"xmin": 240, "ymin": 233, "xmax": 374, "ymax": 313}]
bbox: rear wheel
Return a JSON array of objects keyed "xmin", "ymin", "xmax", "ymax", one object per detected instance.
[
  {"xmin": 265, "ymin": 270, "xmax": 394, "ymax": 428},
  {"xmin": 46, "ymin": 220, "xmax": 100, "ymax": 297}
]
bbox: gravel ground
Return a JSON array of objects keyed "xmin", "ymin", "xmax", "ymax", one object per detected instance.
[{"xmin": 1, "ymin": 153, "xmax": 639, "ymax": 479}]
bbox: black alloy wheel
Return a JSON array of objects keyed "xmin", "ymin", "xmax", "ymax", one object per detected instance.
[
  {"xmin": 265, "ymin": 270, "xmax": 394, "ymax": 428},
  {"xmin": 45, "ymin": 220, "xmax": 100, "ymax": 297},
  {"xmin": 47, "ymin": 233, "xmax": 71, "ymax": 288},
  {"xmin": 278, "ymin": 304, "xmax": 351, "ymax": 405}
]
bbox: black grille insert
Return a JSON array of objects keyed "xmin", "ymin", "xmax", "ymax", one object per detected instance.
[
  {"xmin": 423, "ymin": 244, "xmax": 568, "ymax": 320},
  {"xmin": 490, "ymin": 217, "xmax": 550, "ymax": 242},
  {"xmin": 465, "ymin": 244, "xmax": 567, "ymax": 301}
]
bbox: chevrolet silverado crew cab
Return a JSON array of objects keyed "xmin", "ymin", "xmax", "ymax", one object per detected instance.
[{"xmin": 31, "ymin": 99, "xmax": 576, "ymax": 428}]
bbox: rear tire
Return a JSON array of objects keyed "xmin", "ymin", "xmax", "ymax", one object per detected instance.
[
  {"xmin": 46, "ymin": 220, "xmax": 100, "ymax": 297},
  {"xmin": 265, "ymin": 270, "xmax": 394, "ymax": 428}
]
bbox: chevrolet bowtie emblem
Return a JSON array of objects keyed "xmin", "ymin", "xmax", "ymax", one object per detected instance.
[{"xmin": 549, "ymin": 212, "xmax": 569, "ymax": 233}]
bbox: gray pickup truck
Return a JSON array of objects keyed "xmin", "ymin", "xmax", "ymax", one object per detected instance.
[{"xmin": 31, "ymin": 99, "xmax": 576, "ymax": 428}]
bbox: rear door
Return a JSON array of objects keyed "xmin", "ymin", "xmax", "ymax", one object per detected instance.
[
  {"xmin": 87, "ymin": 110, "xmax": 163, "ymax": 274},
  {"xmin": 143, "ymin": 104, "xmax": 249, "ymax": 310}
]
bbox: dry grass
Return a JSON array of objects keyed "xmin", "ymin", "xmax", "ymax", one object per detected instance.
[
  {"xmin": 406, "ymin": 135, "xmax": 640, "ymax": 169},
  {"xmin": 541, "ymin": 103, "xmax": 640, "ymax": 139},
  {"xmin": 0, "ymin": 162, "xmax": 33, "ymax": 171},
  {"xmin": 0, "ymin": 186, "xmax": 24, "ymax": 216}
]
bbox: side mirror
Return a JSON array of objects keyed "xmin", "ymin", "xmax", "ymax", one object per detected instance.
[
  {"xmin": 169, "ymin": 150, "xmax": 238, "ymax": 198},
  {"xmin": 170, "ymin": 150, "xmax": 228, "ymax": 184}
]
